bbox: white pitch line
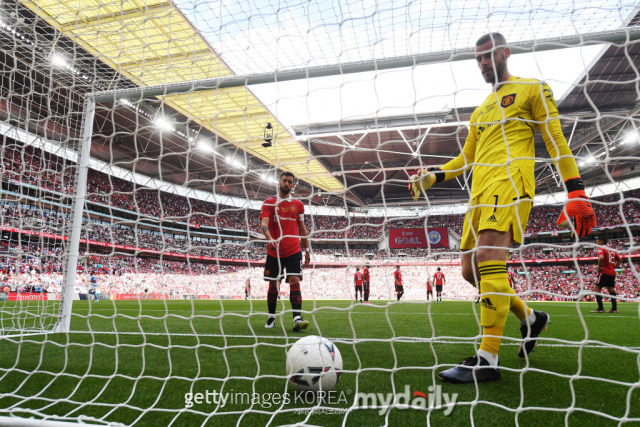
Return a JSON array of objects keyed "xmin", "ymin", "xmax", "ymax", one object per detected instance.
[
  {"xmin": 60, "ymin": 331, "xmax": 640, "ymax": 350},
  {"xmin": 69, "ymin": 308, "xmax": 639, "ymax": 319}
]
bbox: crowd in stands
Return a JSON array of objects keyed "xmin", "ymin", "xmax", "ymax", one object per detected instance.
[
  {"xmin": 513, "ymin": 263, "xmax": 639, "ymax": 301},
  {"xmin": 1, "ymin": 261, "xmax": 637, "ymax": 302},
  {"xmin": 507, "ymin": 238, "xmax": 636, "ymax": 261},
  {"xmin": 216, "ymin": 265, "xmax": 478, "ymax": 300},
  {"xmin": 3, "ymin": 142, "xmax": 640, "ymax": 244},
  {"xmin": 0, "ymin": 141, "xmax": 639, "ymax": 301},
  {"xmin": 0, "ymin": 235, "xmax": 637, "ymax": 301},
  {"xmin": 3, "ymin": 144, "xmax": 75, "ymax": 195},
  {"xmin": 2, "ymin": 202, "xmax": 639, "ymax": 270},
  {"xmin": 524, "ymin": 194, "xmax": 640, "ymax": 235}
]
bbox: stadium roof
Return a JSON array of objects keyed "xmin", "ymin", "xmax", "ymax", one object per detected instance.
[
  {"xmin": 20, "ymin": 0, "xmax": 345, "ymax": 193},
  {"xmin": 288, "ymin": 10, "xmax": 640, "ymax": 207},
  {"xmin": 292, "ymin": 75, "xmax": 640, "ymax": 208},
  {"xmin": 2, "ymin": 0, "xmax": 640, "ymax": 209}
]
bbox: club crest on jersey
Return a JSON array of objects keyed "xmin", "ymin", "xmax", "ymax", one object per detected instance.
[
  {"xmin": 501, "ymin": 93, "xmax": 516, "ymax": 108},
  {"xmin": 290, "ymin": 205, "xmax": 296, "ymax": 213}
]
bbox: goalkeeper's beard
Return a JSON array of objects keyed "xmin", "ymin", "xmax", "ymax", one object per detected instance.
[{"xmin": 482, "ymin": 58, "xmax": 507, "ymax": 84}]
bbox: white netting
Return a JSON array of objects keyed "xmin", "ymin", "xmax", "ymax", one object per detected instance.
[
  {"xmin": 0, "ymin": 0, "xmax": 639, "ymax": 425},
  {"xmin": 0, "ymin": 128, "xmax": 77, "ymax": 334}
]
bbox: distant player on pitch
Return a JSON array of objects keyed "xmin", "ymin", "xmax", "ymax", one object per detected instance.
[
  {"xmin": 426, "ymin": 275, "xmax": 433, "ymax": 301},
  {"xmin": 363, "ymin": 263, "xmax": 371, "ymax": 304},
  {"xmin": 591, "ymin": 236, "xmax": 621, "ymax": 313},
  {"xmin": 260, "ymin": 171, "xmax": 311, "ymax": 331},
  {"xmin": 393, "ymin": 265, "xmax": 404, "ymax": 301},
  {"xmin": 433, "ymin": 267, "xmax": 446, "ymax": 303},
  {"xmin": 354, "ymin": 267, "xmax": 364, "ymax": 303},
  {"xmin": 245, "ymin": 278, "xmax": 251, "ymax": 301},
  {"xmin": 409, "ymin": 32, "xmax": 596, "ymax": 383}
]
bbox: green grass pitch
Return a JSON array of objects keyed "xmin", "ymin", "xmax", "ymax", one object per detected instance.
[{"xmin": 0, "ymin": 299, "xmax": 639, "ymax": 426}]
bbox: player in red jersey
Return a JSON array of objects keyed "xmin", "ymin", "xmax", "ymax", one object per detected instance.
[
  {"xmin": 394, "ymin": 265, "xmax": 404, "ymax": 301},
  {"xmin": 426, "ymin": 276, "xmax": 433, "ymax": 301},
  {"xmin": 591, "ymin": 236, "xmax": 622, "ymax": 313},
  {"xmin": 260, "ymin": 171, "xmax": 311, "ymax": 331},
  {"xmin": 354, "ymin": 267, "xmax": 364, "ymax": 303},
  {"xmin": 433, "ymin": 267, "xmax": 446, "ymax": 303},
  {"xmin": 245, "ymin": 278, "xmax": 251, "ymax": 301},
  {"xmin": 363, "ymin": 263, "xmax": 371, "ymax": 304}
]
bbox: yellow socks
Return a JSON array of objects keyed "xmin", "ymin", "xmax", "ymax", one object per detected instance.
[{"xmin": 477, "ymin": 260, "xmax": 511, "ymax": 357}]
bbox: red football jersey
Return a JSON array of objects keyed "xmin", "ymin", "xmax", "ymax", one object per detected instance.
[
  {"xmin": 259, "ymin": 196, "xmax": 305, "ymax": 258},
  {"xmin": 507, "ymin": 271, "xmax": 517, "ymax": 288},
  {"xmin": 434, "ymin": 272, "xmax": 445, "ymax": 286},
  {"xmin": 394, "ymin": 270, "xmax": 402, "ymax": 285},
  {"xmin": 597, "ymin": 246, "xmax": 620, "ymax": 276},
  {"xmin": 354, "ymin": 272, "xmax": 364, "ymax": 286},
  {"xmin": 426, "ymin": 279, "xmax": 432, "ymax": 291},
  {"xmin": 363, "ymin": 267, "xmax": 370, "ymax": 282}
]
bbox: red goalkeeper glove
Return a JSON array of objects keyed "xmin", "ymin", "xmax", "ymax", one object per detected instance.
[{"xmin": 556, "ymin": 177, "xmax": 596, "ymax": 239}]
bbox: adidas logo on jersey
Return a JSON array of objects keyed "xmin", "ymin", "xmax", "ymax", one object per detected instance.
[
  {"xmin": 480, "ymin": 297, "xmax": 497, "ymax": 311},
  {"xmin": 487, "ymin": 214, "xmax": 498, "ymax": 223}
]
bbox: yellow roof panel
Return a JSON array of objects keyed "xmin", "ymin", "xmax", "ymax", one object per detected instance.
[
  {"xmin": 168, "ymin": 89, "xmax": 343, "ymax": 191},
  {"xmin": 21, "ymin": 0, "xmax": 344, "ymax": 192},
  {"xmin": 23, "ymin": 0, "xmax": 168, "ymax": 28}
]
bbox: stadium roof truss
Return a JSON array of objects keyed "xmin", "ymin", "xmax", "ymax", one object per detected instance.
[
  {"xmin": 21, "ymin": 0, "xmax": 345, "ymax": 193},
  {"xmin": 87, "ymin": 23, "xmax": 640, "ymax": 206},
  {"xmin": 10, "ymin": 0, "xmax": 640, "ymax": 208}
]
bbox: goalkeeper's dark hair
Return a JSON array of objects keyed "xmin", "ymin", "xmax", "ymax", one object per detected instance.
[
  {"xmin": 596, "ymin": 236, "xmax": 607, "ymax": 243},
  {"xmin": 280, "ymin": 171, "xmax": 295, "ymax": 180},
  {"xmin": 476, "ymin": 32, "xmax": 507, "ymax": 47}
]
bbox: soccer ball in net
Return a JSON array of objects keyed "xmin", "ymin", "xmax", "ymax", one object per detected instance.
[{"xmin": 286, "ymin": 335, "xmax": 343, "ymax": 392}]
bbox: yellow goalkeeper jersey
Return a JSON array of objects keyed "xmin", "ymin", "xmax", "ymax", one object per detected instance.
[{"xmin": 442, "ymin": 76, "xmax": 580, "ymax": 199}]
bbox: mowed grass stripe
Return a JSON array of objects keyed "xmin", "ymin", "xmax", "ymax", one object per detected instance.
[{"xmin": 0, "ymin": 300, "xmax": 638, "ymax": 426}]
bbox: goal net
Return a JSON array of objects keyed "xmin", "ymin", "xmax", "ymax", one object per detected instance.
[
  {"xmin": 0, "ymin": 0, "xmax": 639, "ymax": 425},
  {"xmin": 0, "ymin": 117, "xmax": 79, "ymax": 335}
]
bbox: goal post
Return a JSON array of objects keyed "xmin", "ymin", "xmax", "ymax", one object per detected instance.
[{"xmin": 53, "ymin": 97, "xmax": 95, "ymax": 334}]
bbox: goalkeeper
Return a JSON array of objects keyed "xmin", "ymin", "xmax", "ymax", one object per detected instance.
[{"xmin": 409, "ymin": 32, "xmax": 596, "ymax": 383}]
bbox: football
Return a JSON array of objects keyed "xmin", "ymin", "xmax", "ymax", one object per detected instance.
[{"xmin": 285, "ymin": 335, "xmax": 343, "ymax": 392}]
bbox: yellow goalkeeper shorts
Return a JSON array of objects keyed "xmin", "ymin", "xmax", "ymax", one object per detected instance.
[{"xmin": 460, "ymin": 176, "xmax": 532, "ymax": 251}]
